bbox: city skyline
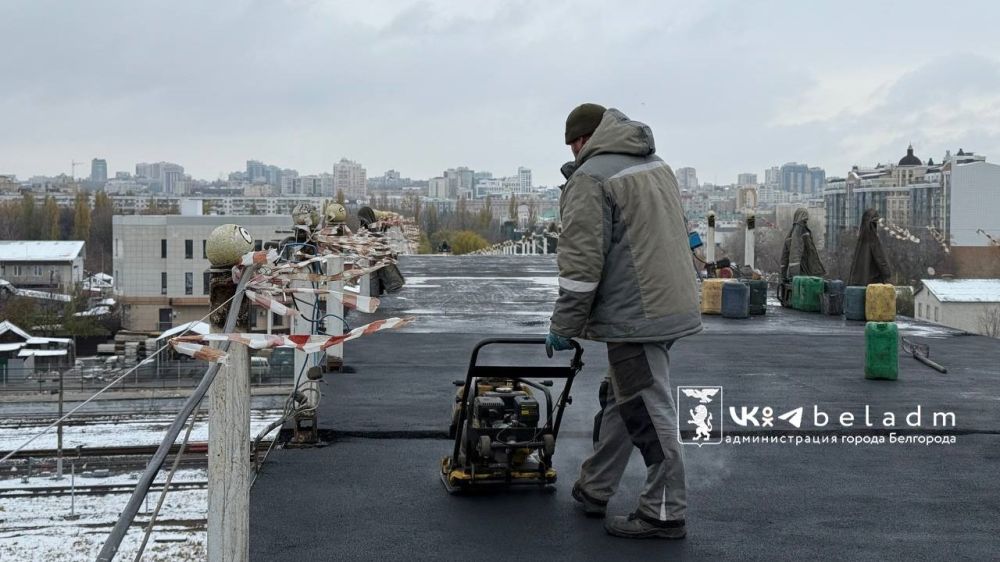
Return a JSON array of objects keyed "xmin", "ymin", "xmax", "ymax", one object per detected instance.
[{"xmin": 2, "ymin": 1, "xmax": 1000, "ymax": 186}]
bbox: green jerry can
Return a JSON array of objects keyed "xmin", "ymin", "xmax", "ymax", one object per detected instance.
[
  {"xmin": 792, "ymin": 276, "xmax": 824, "ymax": 312},
  {"xmin": 865, "ymin": 322, "xmax": 898, "ymax": 380}
]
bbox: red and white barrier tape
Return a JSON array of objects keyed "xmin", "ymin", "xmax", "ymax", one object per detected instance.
[{"xmin": 169, "ymin": 317, "xmax": 414, "ymax": 364}]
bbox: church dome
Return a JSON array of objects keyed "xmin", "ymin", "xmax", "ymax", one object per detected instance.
[{"xmin": 898, "ymin": 144, "xmax": 922, "ymax": 166}]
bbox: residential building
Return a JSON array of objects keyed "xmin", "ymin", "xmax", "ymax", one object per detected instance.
[
  {"xmin": 820, "ymin": 145, "xmax": 990, "ymax": 248},
  {"xmin": 91, "ymin": 159, "xmax": 108, "ymax": 183},
  {"xmin": 0, "ymin": 241, "xmax": 85, "ymax": 291},
  {"xmin": 676, "ymin": 167, "xmax": 698, "ymax": 190},
  {"xmin": 135, "ymin": 161, "xmax": 185, "ymax": 194},
  {"xmin": 112, "ymin": 214, "xmax": 291, "ymax": 331},
  {"xmin": 518, "ymin": 167, "xmax": 532, "ymax": 193},
  {"xmin": 915, "ymin": 279, "xmax": 1000, "ymax": 336},
  {"xmin": 764, "ymin": 166, "xmax": 780, "ymax": 189},
  {"xmin": 942, "ymin": 151, "xmax": 1000, "ymax": 247},
  {"xmin": 333, "ymin": 158, "xmax": 367, "ymax": 200},
  {"xmin": 428, "ymin": 177, "xmax": 449, "ymax": 199},
  {"xmin": 737, "ymin": 173, "xmax": 757, "ymax": 186},
  {"xmin": 779, "ymin": 163, "xmax": 826, "ymax": 194}
]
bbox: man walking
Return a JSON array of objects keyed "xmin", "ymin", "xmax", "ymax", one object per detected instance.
[{"xmin": 546, "ymin": 104, "xmax": 702, "ymax": 539}]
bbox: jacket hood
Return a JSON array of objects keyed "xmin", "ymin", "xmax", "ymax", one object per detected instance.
[
  {"xmin": 561, "ymin": 108, "xmax": 655, "ymax": 179},
  {"xmin": 793, "ymin": 208, "xmax": 809, "ymax": 225},
  {"xmin": 859, "ymin": 208, "xmax": 880, "ymax": 239},
  {"xmin": 861, "ymin": 208, "xmax": 880, "ymax": 227}
]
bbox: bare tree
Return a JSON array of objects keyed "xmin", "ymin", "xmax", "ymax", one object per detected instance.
[{"xmin": 978, "ymin": 305, "xmax": 1000, "ymax": 338}]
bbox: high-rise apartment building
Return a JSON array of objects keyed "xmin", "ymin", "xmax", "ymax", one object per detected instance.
[
  {"xmin": 135, "ymin": 161, "xmax": 185, "ymax": 194},
  {"xmin": 676, "ymin": 167, "xmax": 698, "ymax": 190},
  {"xmin": 737, "ymin": 172, "xmax": 757, "ymax": 186},
  {"xmin": 779, "ymin": 163, "xmax": 825, "ymax": 194},
  {"xmin": 333, "ymin": 158, "xmax": 367, "ymax": 200},
  {"xmin": 91, "ymin": 159, "xmax": 108, "ymax": 183}
]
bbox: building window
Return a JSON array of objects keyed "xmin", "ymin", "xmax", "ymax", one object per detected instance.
[
  {"xmin": 203, "ymin": 271, "xmax": 210, "ymax": 295},
  {"xmin": 185, "ymin": 240, "xmax": 193, "ymax": 259},
  {"xmin": 34, "ymin": 265, "xmax": 43, "ymax": 276},
  {"xmin": 161, "ymin": 272, "xmax": 167, "ymax": 295},
  {"xmin": 202, "ymin": 240, "xmax": 207, "ymax": 259},
  {"xmin": 917, "ymin": 303, "xmax": 923, "ymax": 318},
  {"xmin": 272, "ymin": 312, "xmax": 283, "ymax": 328},
  {"xmin": 934, "ymin": 306, "xmax": 939, "ymax": 322},
  {"xmin": 161, "ymin": 239, "xmax": 167, "ymax": 258},
  {"xmin": 185, "ymin": 272, "xmax": 193, "ymax": 295}
]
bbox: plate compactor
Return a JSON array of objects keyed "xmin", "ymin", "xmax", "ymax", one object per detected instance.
[{"xmin": 441, "ymin": 338, "xmax": 584, "ymax": 493}]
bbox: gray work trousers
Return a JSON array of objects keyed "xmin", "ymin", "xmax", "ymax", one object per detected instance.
[{"xmin": 577, "ymin": 341, "xmax": 687, "ymax": 523}]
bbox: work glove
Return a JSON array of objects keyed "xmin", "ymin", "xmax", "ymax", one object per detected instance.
[{"xmin": 545, "ymin": 331, "xmax": 574, "ymax": 358}]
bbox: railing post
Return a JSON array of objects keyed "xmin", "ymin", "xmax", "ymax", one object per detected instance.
[
  {"xmin": 207, "ymin": 259, "xmax": 250, "ymax": 562},
  {"xmin": 744, "ymin": 214, "xmax": 756, "ymax": 270}
]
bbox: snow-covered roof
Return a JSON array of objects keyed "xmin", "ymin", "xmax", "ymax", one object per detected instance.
[
  {"xmin": 0, "ymin": 241, "xmax": 85, "ymax": 262},
  {"xmin": 83, "ymin": 273, "xmax": 114, "ymax": 290},
  {"xmin": 18, "ymin": 348, "xmax": 68, "ymax": 357},
  {"xmin": 921, "ymin": 279, "xmax": 1000, "ymax": 303},
  {"xmin": 0, "ymin": 342, "xmax": 24, "ymax": 352},
  {"xmin": 0, "ymin": 320, "xmax": 31, "ymax": 341},
  {"xmin": 74, "ymin": 306, "xmax": 111, "ymax": 317},
  {"xmin": 26, "ymin": 336, "xmax": 72, "ymax": 345},
  {"xmin": 157, "ymin": 321, "xmax": 210, "ymax": 340}
]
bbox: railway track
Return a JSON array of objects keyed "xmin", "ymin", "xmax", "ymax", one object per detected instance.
[
  {"xmin": 0, "ymin": 480, "xmax": 208, "ymax": 498},
  {"xmin": 1, "ymin": 440, "xmax": 273, "ymax": 461}
]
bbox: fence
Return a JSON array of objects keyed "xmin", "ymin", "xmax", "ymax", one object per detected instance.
[{"xmin": 0, "ymin": 360, "xmax": 295, "ymax": 393}]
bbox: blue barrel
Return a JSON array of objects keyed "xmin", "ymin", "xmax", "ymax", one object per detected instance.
[
  {"xmin": 825, "ymin": 279, "xmax": 846, "ymax": 296},
  {"xmin": 845, "ymin": 286, "xmax": 867, "ymax": 320},
  {"xmin": 721, "ymin": 281, "xmax": 750, "ymax": 319},
  {"xmin": 748, "ymin": 279, "xmax": 768, "ymax": 315}
]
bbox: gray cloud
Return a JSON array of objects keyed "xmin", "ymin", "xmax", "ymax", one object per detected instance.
[{"xmin": 2, "ymin": 0, "xmax": 999, "ymax": 184}]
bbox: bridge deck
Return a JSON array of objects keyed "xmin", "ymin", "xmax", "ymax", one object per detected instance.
[{"xmin": 250, "ymin": 256, "xmax": 1000, "ymax": 561}]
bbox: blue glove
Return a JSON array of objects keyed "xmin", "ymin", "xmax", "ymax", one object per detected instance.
[{"xmin": 545, "ymin": 332, "xmax": 574, "ymax": 357}]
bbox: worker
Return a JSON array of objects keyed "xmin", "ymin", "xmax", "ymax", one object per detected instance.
[
  {"xmin": 546, "ymin": 103, "xmax": 702, "ymax": 539},
  {"xmin": 780, "ymin": 207, "xmax": 826, "ymax": 281},
  {"xmin": 848, "ymin": 208, "xmax": 892, "ymax": 285}
]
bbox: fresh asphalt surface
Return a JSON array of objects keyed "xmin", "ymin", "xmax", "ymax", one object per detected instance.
[{"xmin": 250, "ymin": 255, "xmax": 1000, "ymax": 561}]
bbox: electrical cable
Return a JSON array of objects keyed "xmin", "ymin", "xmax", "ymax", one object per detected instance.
[
  {"xmin": 97, "ymin": 264, "xmax": 257, "ymax": 562},
  {"xmin": 132, "ymin": 397, "xmax": 202, "ymax": 562}
]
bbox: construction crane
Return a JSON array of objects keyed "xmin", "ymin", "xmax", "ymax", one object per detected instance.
[{"xmin": 70, "ymin": 160, "xmax": 85, "ymax": 180}]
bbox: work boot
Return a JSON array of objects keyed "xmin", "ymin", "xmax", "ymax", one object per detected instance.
[
  {"xmin": 571, "ymin": 482, "xmax": 607, "ymax": 518},
  {"xmin": 605, "ymin": 512, "xmax": 686, "ymax": 539}
]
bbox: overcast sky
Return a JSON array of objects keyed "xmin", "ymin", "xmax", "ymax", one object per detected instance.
[{"xmin": 3, "ymin": 0, "xmax": 1000, "ymax": 186}]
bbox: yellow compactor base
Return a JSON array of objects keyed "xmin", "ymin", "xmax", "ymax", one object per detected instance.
[{"xmin": 440, "ymin": 456, "xmax": 557, "ymax": 494}]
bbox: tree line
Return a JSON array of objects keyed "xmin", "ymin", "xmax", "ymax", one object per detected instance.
[{"xmin": 0, "ymin": 191, "xmax": 114, "ymax": 273}]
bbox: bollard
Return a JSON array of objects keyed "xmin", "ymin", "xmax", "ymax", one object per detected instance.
[
  {"xmin": 744, "ymin": 214, "xmax": 755, "ymax": 270},
  {"xmin": 706, "ymin": 212, "xmax": 716, "ymax": 264}
]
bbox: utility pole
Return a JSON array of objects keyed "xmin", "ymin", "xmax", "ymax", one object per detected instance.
[{"xmin": 206, "ymin": 229, "xmax": 251, "ymax": 562}]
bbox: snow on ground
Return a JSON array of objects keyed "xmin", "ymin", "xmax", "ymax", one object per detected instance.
[
  {"xmin": 0, "ymin": 410, "xmax": 285, "ymax": 452},
  {"xmin": 0, "ymin": 469, "xmax": 207, "ymax": 561}
]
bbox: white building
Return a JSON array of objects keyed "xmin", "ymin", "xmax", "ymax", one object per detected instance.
[
  {"xmin": 676, "ymin": 167, "xmax": 698, "ymax": 190},
  {"xmin": 0, "ymin": 241, "xmax": 85, "ymax": 291},
  {"xmin": 915, "ymin": 279, "xmax": 1000, "ymax": 336},
  {"xmin": 944, "ymin": 158, "xmax": 1000, "ymax": 246},
  {"xmin": 135, "ymin": 161, "xmax": 185, "ymax": 194},
  {"xmin": 518, "ymin": 167, "xmax": 532, "ymax": 193},
  {"xmin": 112, "ymin": 214, "xmax": 292, "ymax": 332},
  {"xmin": 428, "ymin": 177, "xmax": 449, "ymax": 199},
  {"xmin": 333, "ymin": 158, "xmax": 367, "ymax": 201}
]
